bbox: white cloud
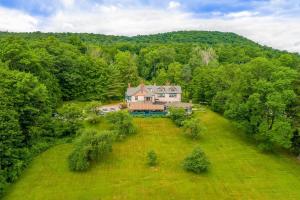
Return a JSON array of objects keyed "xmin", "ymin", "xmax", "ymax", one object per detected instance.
[
  {"xmin": 0, "ymin": 7, "xmax": 39, "ymax": 32},
  {"xmin": 0, "ymin": 4, "xmax": 300, "ymax": 53},
  {"xmin": 168, "ymin": 1, "xmax": 181, "ymax": 9},
  {"xmin": 60, "ymin": 0, "xmax": 75, "ymax": 7},
  {"xmin": 226, "ymin": 11, "xmax": 259, "ymax": 18}
]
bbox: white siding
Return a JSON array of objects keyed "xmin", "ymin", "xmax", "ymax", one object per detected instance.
[
  {"xmin": 128, "ymin": 95, "xmax": 146, "ymax": 102},
  {"xmin": 155, "ymin": 93, "xmax": 181, "ymax": 102}
]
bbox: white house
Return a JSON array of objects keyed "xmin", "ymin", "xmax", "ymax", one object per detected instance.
[{"xmin": 125, "ymin": 83, "xmax": 182, "ymax": 103}]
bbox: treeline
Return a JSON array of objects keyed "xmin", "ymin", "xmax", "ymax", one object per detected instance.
[{"xmin": 0, "ymin": 31, "xmax": 300, "ymax": 196}]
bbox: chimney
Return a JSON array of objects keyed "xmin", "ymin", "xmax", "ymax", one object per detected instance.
[{"xmin": 128, "ymin": 83, "xmax": 131, "ymax": 88}]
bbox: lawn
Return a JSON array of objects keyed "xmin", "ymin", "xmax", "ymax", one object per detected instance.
[{"xmin": 4, "ymin": 109, "xmax": 300, "ymax": 200}]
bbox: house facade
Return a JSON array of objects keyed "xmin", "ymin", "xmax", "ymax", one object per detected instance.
[{"xmin": 125, "ymin": 83, "xmax": 182, "ymax": 103}]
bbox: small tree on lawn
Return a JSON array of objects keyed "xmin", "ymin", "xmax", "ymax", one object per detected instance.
[
  {"xmin": 68, "ymin": 130, "xmax": 113, "ymax": 171},
  {"xmin": 183, "ymin": 118, "xmax": 203, "ymax": 140},
  {"xmin": 106, "ymin": 111, "xmax": 136, "ymax": 140},
  {"xmin": 169, "ymin": 107, "xmax": 187, "ymax": 126},
  {"xmin": 147, "ymin": 150, "xmax": 158, "ymax": 166},
  {"xmin": 183, "ymin": 147, "xmax": 210, "ymax": 174}
]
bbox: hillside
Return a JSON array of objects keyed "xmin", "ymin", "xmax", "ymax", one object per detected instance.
[
  {"xmin": 4, "ymin": 109, "xmax": 300, "ymax": 200},
  {"xmin": 0, "ymin": 30, "xmax": 264, "ymax": 46}
]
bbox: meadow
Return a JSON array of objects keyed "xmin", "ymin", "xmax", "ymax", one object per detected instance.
[{"xmin": 4, "ymin": 109, "xmax": 300, "ymax": 200}]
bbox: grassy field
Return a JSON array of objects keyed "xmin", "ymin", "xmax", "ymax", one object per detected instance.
[{"xmin": 4, "ymin": 109, "xmax": 300, "ymax": 200}]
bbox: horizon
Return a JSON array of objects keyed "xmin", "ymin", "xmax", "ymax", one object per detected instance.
[{"xmin": 1, "ymin": 0, "xmax": 300, "ymax": 53}]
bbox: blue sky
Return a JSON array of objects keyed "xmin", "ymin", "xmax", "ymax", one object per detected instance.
[{"xmin": 0, "ymin": 0, "xmax": 300, "ymax": 52}]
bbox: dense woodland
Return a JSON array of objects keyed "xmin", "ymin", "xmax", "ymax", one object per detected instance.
[{"xmin": 0, "ymin": 31, "xmax": 300, "ymax": 196}]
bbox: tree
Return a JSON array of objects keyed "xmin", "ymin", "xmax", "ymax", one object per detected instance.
[
  {"xmin": 113, "ymin": 51, "xmax": 139, "ymax": 91},
  {"xmin": 168, "ymin": 108, "xmax": 187, "ymax": 126},
  {"xmin": 183, "ymin": 118, "xmax": 203, "ymax": 139},
  {"xmin": 223, "ymin": 58, "xmax": 297, "ymax": 150},
  {"xmin": 188, "ymin": 46, "xmax": 218, "ymax": 69},
  {"xmin": 68, "ymin": 130, "xmax": 113, "ymax": 171},
  {"xmin": 53, "ymin": 103, "xmax": 83, "ymax": 137},
  {"xmin": 167, "ymin": 62, "xmax": 182, "ymax": 84},
  {"xmin": 106, "ymin": 111, "xmax": 136, "ymax": 140},
  {"xmin": 183, "ymin": 147, "xmax": 210, "ymax": 173},
  {"xmin": 155, "ymin": 69, "xmax": 168, "ymax": 85},
  {"xmin": 0, "ymin": 94, "xmax": 25, "ymax": 184}
]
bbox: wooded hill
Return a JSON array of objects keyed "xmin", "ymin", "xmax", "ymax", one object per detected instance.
[{"xmin": 0, "ymin": 31, "xmax": 300, "ymax": 197}]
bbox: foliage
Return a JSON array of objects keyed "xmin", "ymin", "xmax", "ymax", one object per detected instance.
[
  {"xmin": 183, "ymin": 147, "xmax": 210, "ymax": 174},
  {"xmin": 53, "ymin": 103, "xmax": 83, "ymax": 137},
  {"xmin": 183, "ymin": 118, "xmax": 203, "ymax": 139},
  {"xmin": 106, "ymin": 111, "xmax": 136, "ymax": 140},
  {"xmin": 68, "ymin": 130, "xmax": 113, "ymax": 171},
  {"xmin": 86, "ymin": 115, "xmax": 101, "ymax": 124},
  {"xmin": 191, "ymin": 57, "xmax": 299, "ymax": 151},
  {"xmin": 291, "ymin": 129, "xmax": 300, "ymax": 155},
  {"xmin": 169, "ymin": 108, "xmax": 187, "ymax": 126},
  {"xmin": 147, "ymin": 150, "xmax": 158, "ymax": 166}
]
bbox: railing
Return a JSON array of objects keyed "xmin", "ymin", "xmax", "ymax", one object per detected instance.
[{"xmin": 130, "ymin": 111, "xmax": 167, "ymax": 117}]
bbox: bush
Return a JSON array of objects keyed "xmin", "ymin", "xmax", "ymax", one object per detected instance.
[
  {"xmin": 68, "ymin": 130, "xmax": 113, "ymax": 171},
  {"xmin": 86, "ymin": 115, "xmax": 101, "ymax": 124},
  {"xmin": 183, "ymin": 118, "xmax": 203, "ymax": 140},
  {"xmin": 68, "ymin": 145, "xmax": 90, "ymax": 171},
  {"xmin": 168, "ymin": 108, "xmax": 187, "ymax": 126},
  {"xmin": 147, "ymin": 150, "xmax": 158, "ymax": 166},
  {"xmin": 106, "ymin": 111, "xmax": 136, "ymax": 140},
  {"xmin": 183, "ymin": 147, "xmax": 210, "ymax": 174}
]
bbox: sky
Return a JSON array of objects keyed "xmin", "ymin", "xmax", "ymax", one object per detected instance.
[{"xmin": 0, "ymin": 0, "xmax": 300, "ymax": 53}]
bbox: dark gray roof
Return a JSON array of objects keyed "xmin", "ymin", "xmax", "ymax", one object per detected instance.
[{"xmin": 126, "ymin": 85, "xmax": 182, "ymax": 96}]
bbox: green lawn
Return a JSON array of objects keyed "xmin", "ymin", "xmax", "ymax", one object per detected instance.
[{"xmin": 4, "ymin": 109, "xmax": 300, "ymax": 200}]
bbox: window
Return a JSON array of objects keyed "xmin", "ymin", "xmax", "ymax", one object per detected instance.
[
  {"xmin": 158, "ymin": 93, "xmax": 165, "ymax": 97},
  {"xmin": 170, "ymin": 87, "xmax": 177, "ymax": 92},
  {"xmin": 135, "ymin": 96, "xmax": 138, "ymax": 100},
  {"xmin": 169, "ymin": 93, "xmax": 177, "ymax": 98}
]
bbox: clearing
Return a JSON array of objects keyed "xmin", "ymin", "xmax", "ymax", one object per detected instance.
[{"xmin": 4, "ymin": 109, "xmax": 300, "ymax": 200}]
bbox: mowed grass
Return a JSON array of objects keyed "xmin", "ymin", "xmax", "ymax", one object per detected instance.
[{"xmin": 4, "ymin": 109, "xmax": 300, "ymax": 200}]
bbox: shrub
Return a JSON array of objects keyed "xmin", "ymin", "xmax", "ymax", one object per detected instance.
[
  {"xmin": 68, "ymin": 130, "xmax": 113, "ymax": 171},
  {"xmin": 68, "ymin": 145, "xmax": 90, "ymax": 171},
  {"xmin": 106, "ymin": 111, "xmax": 136, "ymax": 140},
  {"xmin": 147, "ymin": 150, "xmax": 158, "ymax": 166},
  {"xmin": 168, "ymin": 108, "xmax": 187, "ymax": 126},
  {"xmin": 183, "ymin": 147, "xmax": 210, "ymax": 174},
  {"xmin": 86, "ymin": 115, "xmax": 101, "ymax": 124},
  {"xmin": 183, "ymin": 118, "xmax": 203, "ymax": 140}
]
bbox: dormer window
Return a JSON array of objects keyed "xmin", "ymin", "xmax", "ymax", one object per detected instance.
[{"xmin": 170, "ymin": 87, "xmax": 176, "ymax": 92}]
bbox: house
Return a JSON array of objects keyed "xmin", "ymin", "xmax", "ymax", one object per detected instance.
[
  {"xmin": 125, "ymin": 83, "xmax": 192, "ymax": 115},
  {"xmin": 125, "ymin": 83, "xmax": 182, "ymax": 103}
]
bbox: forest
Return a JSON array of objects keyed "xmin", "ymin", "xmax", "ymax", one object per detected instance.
[{"xmin": 0, "ymin": 31, "xmax": 300, "ymax": 197}]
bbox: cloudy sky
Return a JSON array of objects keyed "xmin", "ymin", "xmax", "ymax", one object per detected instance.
[{"xmin": 0, "ymin": 0, "xmax": 300, "ymax": 53}]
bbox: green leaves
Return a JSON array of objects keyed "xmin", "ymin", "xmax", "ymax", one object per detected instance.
[
  {"xmin": 183, "ymin": 118, "xmax": 204, "ymax": 140},
  {"xmin": 192, "ymin": 56, "xmax": 298, "ymax": 151},
  {"xmin": 68, "ymin": 130, "xmax": 113, "ymax": 171},
  {"xmin": 183, "ymin": 147, "xmax": 210, "ymax": 174}
]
